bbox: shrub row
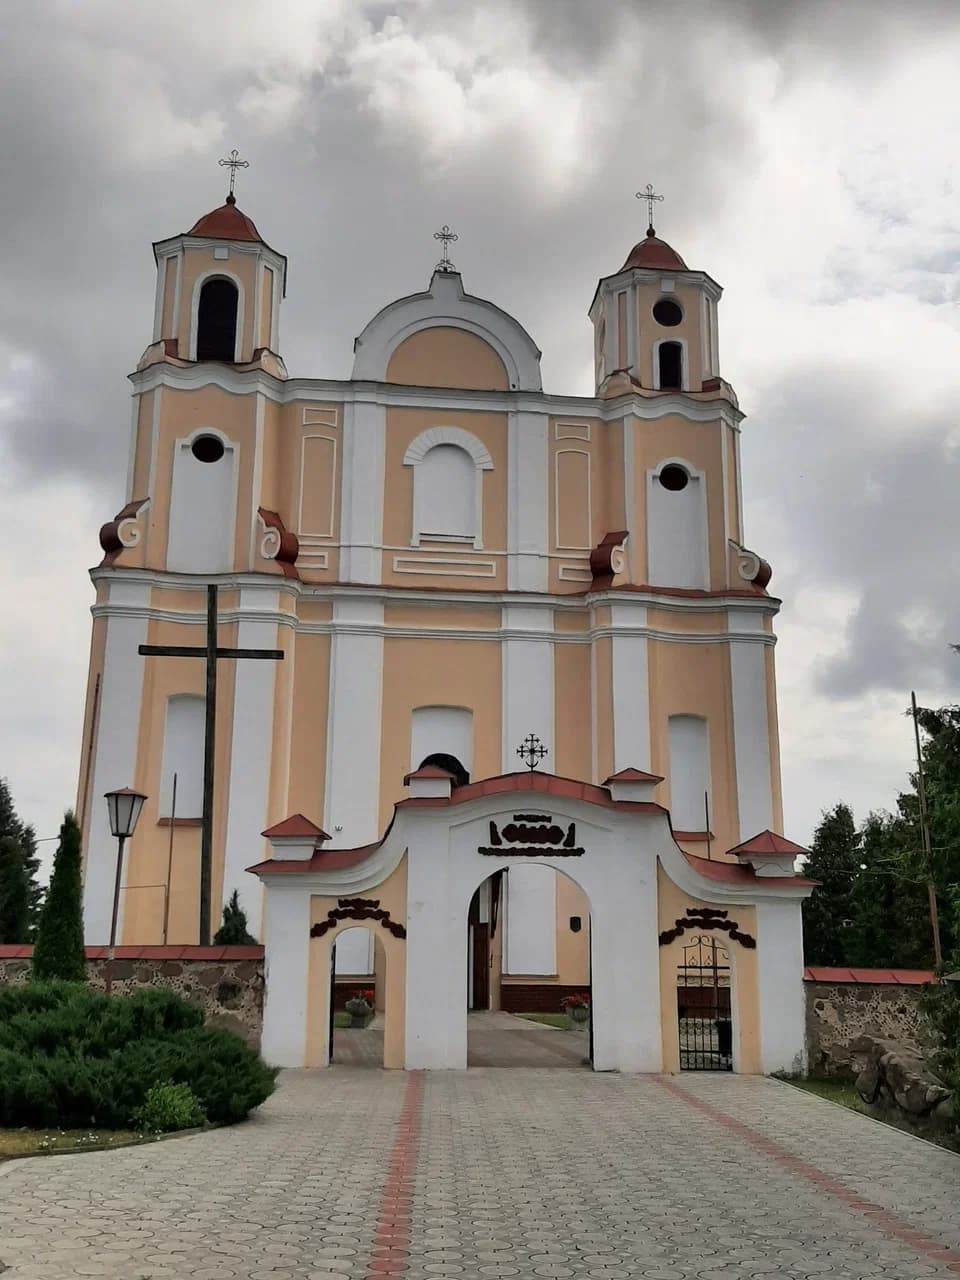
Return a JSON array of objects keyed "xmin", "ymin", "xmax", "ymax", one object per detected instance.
[{"xmin": 0, "ymin": 982, "xmax": 275, "ymax": 1130}]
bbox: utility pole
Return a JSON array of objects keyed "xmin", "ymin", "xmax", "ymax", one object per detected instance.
[{"xmin": 911, "ymin": 691, "xmax": 943, "ymax": 970}]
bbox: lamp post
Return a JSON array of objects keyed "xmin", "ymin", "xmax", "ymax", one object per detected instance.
[{"xmin": 103, "ymin": 787, "xmax": 147, "ymax": 994}]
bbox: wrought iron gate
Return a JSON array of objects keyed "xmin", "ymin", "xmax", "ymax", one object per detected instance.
[{"xmin": 677, "ymin": 935, "xmax": 732, "ymax": 1071}]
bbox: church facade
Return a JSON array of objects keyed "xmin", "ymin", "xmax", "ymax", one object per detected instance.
[{"xmin": 77, "ymin": 187, "xmax": 813, "ymax": 1073}]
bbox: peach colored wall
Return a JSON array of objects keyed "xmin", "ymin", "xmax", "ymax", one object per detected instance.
[
  {"xmin": 286, "ymin": 631, "xmax": 331, "ymax": 825},
  {"xmin": 76, "ymin": 607, "xmax": 109, "ymax": 856},
  {"xmin": 386, "ymin": 327, "xmax": 508, "ymax": 391},
  {"xmin": 283, "ymin": 402, "xmax": 341, "ymax": 583},
  {"xmin": 176, "ymin": 246, "xmax": 260, "ymax": 362},
  {"xmin": 130, "ymin": 390, "xmax": 156, "ymax": 502},
  {"xmin": 378, "ymin": 636, "xmax": 501, "ymax": 829},
  {"xmin": 765, "ymin": 645, "xmax": 784, "ymax": 831},
  {"xmin": 123, "ymin": 614, "xmax": 238, "ymax": 943},
  {"xmin": 148, "ymin": 385, "xmax": 259, "ymax": 573},
  {"xmin": 630, "ymin": 415, "xmax": 727, "ymax": 588},
  {"xmin": 306, "ymin": 857, "xmax": 407, "ymax": 1068},
  {"xmin": 384, "ymin": 604, "xmax": 500, "ymax": 631},
  {"xmin": 159, "ymin": 254, "xmax": 179, "ymax": 340},
  {"xmin": 647, "ymin": 638, "xmax": 739, "ymax": 855},
  {"xmin": 258, "ymin": 265, "xmax": 274, "ymax": 350},
  {"xmin": 547, "ymin": 417, "xmax": 613, "ymax": 594},
  {"xmin": 635, "ymin": 282, "xmax": 706, "ymax": 390},
  {"xmin": 554, "ymin": 641, "xmax": 592, "ymax": 782},
  {"xmin": 555, "ymin": 872, "xmax": 590, "ymax": 983},
  {"xmin": 593, "ymin": 637, "xmax": 614, "ymax": 784},
  {"xmin": 725, "ymin": 424, "xmax": 740, "ymax": 548},
  {"xmin": 657, "ymin": 866, "xmax": 760, "ymax": 1073},
  {"xmin": 381, "ymin": 407, "xmax": 508, "ymax": 591}
]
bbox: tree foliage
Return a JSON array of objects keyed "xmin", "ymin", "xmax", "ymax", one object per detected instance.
[
  {"xmin": 0, "ymin": 777, "xmax": 43, "ymax": 942},
  {"xmin": 213, "ymin": 890, "xmax": 257, "ymax": 945},
  {"xmin": 31, "ymin": 812, "xmax": 85, "ymax": 982},
  {"xmin": 801, "ymin": 703, "xmax": 960, "ymax": 970}
]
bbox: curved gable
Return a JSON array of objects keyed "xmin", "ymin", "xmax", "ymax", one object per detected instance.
[
  {"xmin": 352, "ymin": 269, "xmax": 542, "ymax": 392},
  {"xmin": 387, "ymin": 326, "xmax": 508, "ymax": 391}
]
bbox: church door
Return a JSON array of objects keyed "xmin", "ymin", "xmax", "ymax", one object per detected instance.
[{"xmin": 471, "ymin": 923, "xmax": 490, "ymax": 1010}]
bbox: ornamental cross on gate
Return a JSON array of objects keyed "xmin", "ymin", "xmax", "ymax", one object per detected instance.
[{"xmin": 516, "ymin": 733, "xmax": 548, "ymax": 771}]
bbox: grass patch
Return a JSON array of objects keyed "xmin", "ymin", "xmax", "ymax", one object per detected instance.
[
  {"xmin": 517, "ymin": 1013, "xmax": 572, "ymax": 1029},
  {"xmin": 787, "ymin": 1077, "xmax": 869, "ymax": 1113},
  {"xmin": 0, "ymin": 1128, "xmax": 143, "ymax": 1158}
]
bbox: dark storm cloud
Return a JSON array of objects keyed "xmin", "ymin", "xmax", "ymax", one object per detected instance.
[{"xmin": 744, "ymin": 368, "xmax": 960, "ymax": 699}]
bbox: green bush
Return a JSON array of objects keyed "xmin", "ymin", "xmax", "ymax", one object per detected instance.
[
  {"xmin": 0, "ymin": 982, "xmax": 276, "ymax": 1131},
  {"xmin": 133, "ymin": 1081, "xmax": 206, "ymax": 1133}
]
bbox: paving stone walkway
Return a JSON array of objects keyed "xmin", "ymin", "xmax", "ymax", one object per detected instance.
[{"xmin": 1, "ymin": 1069, "xmax": 958, "ymax": 1279}]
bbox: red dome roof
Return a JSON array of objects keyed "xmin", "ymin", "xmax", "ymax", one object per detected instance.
[
  {"xmin": 620, "ymin": 228, "xmax": 687, "ymax": 272},
  {"xmin": 187, "ymin": 193, "xmax": 262, "ymax": 243}
]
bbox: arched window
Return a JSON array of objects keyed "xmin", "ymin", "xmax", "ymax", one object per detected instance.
[
  {"xmin": 658, "ymin": 341, "xmax": 683, "ymax": 391},
  {"xmin": 646, "ymin": 459, "xmax": 707, "ymax": 589},
  {"xmin": 196, "ymin": 278, "xmax": 238, "ymax": 361},
  {"xmin": 418, "ymin": 752, "xmax": 470, "ymax": 788},
  {"xmin": 416, "ymin": 444, "xmax": 475, "ymax": 541}
]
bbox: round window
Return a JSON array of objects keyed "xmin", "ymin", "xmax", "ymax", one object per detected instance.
[
  {"xmin": 653, "ymin": 298, "xmax": 683, "ymax": 327},
  {"xmin": 659, "ymin": 464, "xmax": 689, "ymax": 492},
  {"xmin": 191, "ymin": 435, "xmax": 226, "ymax": 464}
]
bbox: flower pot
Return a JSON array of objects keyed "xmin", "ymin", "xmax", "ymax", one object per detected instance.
[
  {"xmin": 567, "ymin": 1005, "xmax": 590, "ymax": 1024},
  {"xmin": 344, "ymin": 999, "xmax": 372, "ymax": 1027}
]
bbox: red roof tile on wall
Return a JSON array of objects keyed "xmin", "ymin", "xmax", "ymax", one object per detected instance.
[{"xmin": 803, "ymin": 966, "xmax": 936, "ymax": 985}]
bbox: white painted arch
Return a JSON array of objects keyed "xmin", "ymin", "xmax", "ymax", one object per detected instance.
[
  {"xmin": 188, "ymin": 269, "xmax": 245, "ymax": 363},
  {"xmin": 351, "ymin": 269, "xmax": 543, "ymax": 391}
]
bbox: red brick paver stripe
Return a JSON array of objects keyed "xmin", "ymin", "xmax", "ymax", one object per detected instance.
[
  {"xmin": 654, "ymin": 1076, "xmax": 960, "ymax": 1274},
  {"xmin": 366, "ymin": 1071, "xmax": 424, "ymax": 1277}
]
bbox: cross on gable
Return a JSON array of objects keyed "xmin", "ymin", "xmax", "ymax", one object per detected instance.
[
  {"xmin": 138, "ymin": 584, "xmax": 282, "ymax": 943},
  {"xmin": 635, "ymin": 182, "xmax": 664, "ymax": 233}
]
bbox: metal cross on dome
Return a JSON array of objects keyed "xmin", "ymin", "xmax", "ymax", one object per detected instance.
[
  {"xmin": 636, "ymin": 182, "xmax": 664, "ymax": 233},
  {"xmin": 516, "ymin": 733, "xmax": 548, "ymax": 772},
  {"xmin": 219, "ymin": 148, "xmax": 250, "ymax": 198},
  {"xmin": 434, "ymin": 224, "xmax": 458, "ymax": 272}
]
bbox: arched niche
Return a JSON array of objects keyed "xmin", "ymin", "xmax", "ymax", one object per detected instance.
[{"xmin": 387, "ymin": 325, "xmax": 509, "ymax": 390}]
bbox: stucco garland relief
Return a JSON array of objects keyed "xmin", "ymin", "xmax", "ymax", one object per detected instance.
[
  {"xmin": 310, "ymin": 897, "xmax": 406, "ymax": 940},
  {"xmin": 658, "ymin": 906, "xmax": 756, "ymax": 949},
  {"xmin": 479, "ymin": 813, "xmax": 584, "ymax": 857}
]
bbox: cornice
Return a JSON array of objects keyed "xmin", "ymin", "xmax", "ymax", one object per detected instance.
[
  {"xmin": 90, "ymin": 569, "xmax": 778, "ymax": 646},
  {"xmin": 127, "ymin": 363, "xmax": 744, "ymax": 428},
  {"xmin": 90, "ymin": 566, "xmax": 780, "ymax": 617}
]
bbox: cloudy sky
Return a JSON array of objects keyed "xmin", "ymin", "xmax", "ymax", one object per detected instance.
[{"xmin": 2, "ymin": 0, "xmax": 959, "ymax": 872}]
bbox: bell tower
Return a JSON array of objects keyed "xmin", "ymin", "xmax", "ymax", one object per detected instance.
[
  {"xmin": 148, "ymin": 153, "xmax": 287, "ymax": 368},
  {"xmin": 589, "ymin": 192, "xmax": 722, "ymax": 396}
]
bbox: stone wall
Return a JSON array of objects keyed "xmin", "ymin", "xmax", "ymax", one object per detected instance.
[
  {"xmin": 804, "ymin": 967, "xmax": 936, "ymax": 1076},
  {"xmin": 0, "ymin": 945, "xmax": 265, "ymax": 1049}
]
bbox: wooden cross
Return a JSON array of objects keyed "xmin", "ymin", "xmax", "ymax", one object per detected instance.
[
  {"xmin": 138, "ymin": 585, "xmax": 282, "ymax": 944},
  {"xmin": 218, "ymin": 148, "xmax": 249, "ymax": 198},
  {"xmin": 635, "ymin": 182, "xmax": 664, "ymax": 232}
]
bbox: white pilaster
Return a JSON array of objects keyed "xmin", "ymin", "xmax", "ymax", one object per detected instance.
[
  {"xmin": 339, "ymin": 398, "xmax": 385, "ymax": 583},
  {"xmin": 501, "ymin": 604, "xmax": 554, "ymax": 770},
  {"xmin": 260, "ymin": 886, "xmax": 311, "ymax": 1067},
  {"xmin": 222, "ymin": 585, "xmax": 281, "ymax": 932},
  {"xmin": 324, "ymin": 597, "xmax": 384, "ymax": 844},
  {"xmin": 728, "ymin": 610, "xmax": 774, "ymax": 840},
  {"xmin": 610, "ymin": 602, "xmax": 650, "ymax": 773},
  {"xmin": 506, "ymin": 410, "xmax": 549, "ymax": 591},
  {"xmin": 82, "ymin": 580, "xmax": 150, "ymax": 943},
  {"xmin": 755, "ymin": 897, "xmax": 806, "ymax": 1074}
]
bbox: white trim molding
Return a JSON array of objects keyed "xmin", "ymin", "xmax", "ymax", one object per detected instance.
[{"xmin": 404, "ymin": 426, "xmax": 493, "ymax": 550}]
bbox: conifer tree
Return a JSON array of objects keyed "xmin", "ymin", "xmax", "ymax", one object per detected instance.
[
  {"xmin": 801, "ymin": 802, "xmax": 861, "ymax": 965},
  {"xmin": 213, "ymin": 890, "xmax": 257, "ymax": 945},
  {"xmin": 31, "ymin": 812, "xmax": 85, "ymax": 982},
  {"xmin": 0, "ymin": 835, "xmax": 30, "ymax": 943},
  {"xmin": 0, "ymin": 777, "xmax": 43, "ymax": 940}
]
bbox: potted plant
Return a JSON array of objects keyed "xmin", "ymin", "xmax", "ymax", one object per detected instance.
[
  {"xmin": 560, "ymin": 991, "xmax": 591, "ymax": 1025},
  {"xmin": 344, "ymin": 988, "xmax": 375, "ymax": 1027}
]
